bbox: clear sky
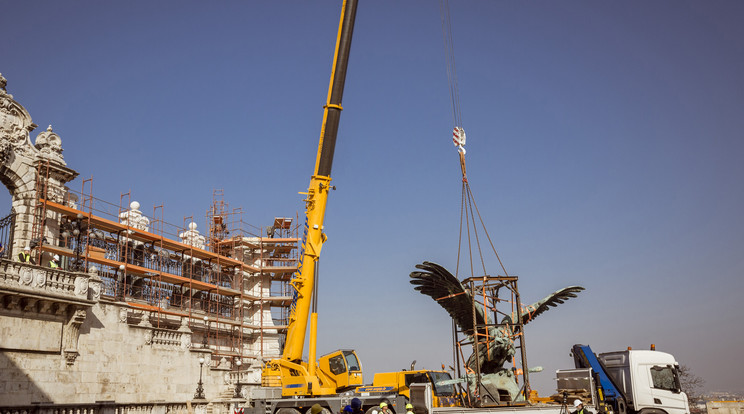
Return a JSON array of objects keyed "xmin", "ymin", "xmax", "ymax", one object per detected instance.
[{"xmin": 2, "ymin": 1, "xmax": 743, "ymax": 396}]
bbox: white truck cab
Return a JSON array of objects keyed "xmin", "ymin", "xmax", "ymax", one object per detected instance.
[{"xmin": 599, "ymin": 349, "xmax": 690, "ymax": 414}]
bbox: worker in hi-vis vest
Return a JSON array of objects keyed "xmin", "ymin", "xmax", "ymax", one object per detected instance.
[{"xmin": 18, "ymin": 246, "xmax": 35, "ymax": 264}]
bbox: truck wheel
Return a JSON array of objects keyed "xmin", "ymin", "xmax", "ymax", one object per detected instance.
[{"xmin": 277, "ymin": 409, "xmax": 301, "ymax": 414}]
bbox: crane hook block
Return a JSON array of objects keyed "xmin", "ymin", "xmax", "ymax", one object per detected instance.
[{"xmin": 452, "ymin": 126, "xmax": 466, "ymax": 154}]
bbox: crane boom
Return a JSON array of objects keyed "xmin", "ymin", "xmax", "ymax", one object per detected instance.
[{"xmin": 282, "ymin": 0, "xmax": 357, "ymax": 365}]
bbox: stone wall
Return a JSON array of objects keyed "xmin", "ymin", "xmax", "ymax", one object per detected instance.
[
  {"xmin": 0, "ymin": 258, "xmax": 237, "ymax": 406},
  {"xmin": 0, "ymin": 298, "xmax": 236, "ymax": 405}
]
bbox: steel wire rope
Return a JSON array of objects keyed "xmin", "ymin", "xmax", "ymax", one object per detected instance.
[
  {"xmin": 465, "ymin": 182, "xmax": 488, "ymax": 277},
  {"xmin": 441, "ymin": 0, "xmax": 463, "ymax": 127},
  {"xmin": 455, "ymin": 180, "xmax": 466, "ymax": 279},
  {"xmin": 442, "ymin": 2, "xmax": 517, "ymax": 397},
  {"xmin": 468, "ymin": 184, "xmax": 510, "ymax": 277}
]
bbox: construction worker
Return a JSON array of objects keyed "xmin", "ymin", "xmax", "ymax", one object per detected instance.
[
  {"xmin": 378, "ymin": 402, "xmax": 392, "ymax": 414},
  {"xmin": 310, "ymin": 404, "xmax": 324, "ymax": 414},
  {"xmin": 49, "ymin": 254, "xmax": 60, "ymax": 269},
  {"xmin": 18, "ymin": 246, "xmax": 35, "ymax": 264},
  {"xmin": 405, "ymin": 403, "xmax": 414, "ymax": 414},
  {"xmin": 351, "ymin": 398, "xmax": 364, "ymax": 414},
  {"xmin": 572, "ymin": 399, "xmax": 593, "ymax": 414}
]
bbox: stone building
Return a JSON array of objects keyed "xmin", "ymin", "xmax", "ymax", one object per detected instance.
[{"xmin": 0, "ymin": 74, "xmax": 297, "ymax": 408}]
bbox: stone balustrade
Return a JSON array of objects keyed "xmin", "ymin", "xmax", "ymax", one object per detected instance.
[
  {"xmin": 0, "ymin": 401, "xmax": 209, "ymax": 414},
  {"xmin": 0, "ymin": 259, "xmax": 101, "ymax": 303},
  {"xmin": 147, "ymin": 328, "xmax": 189, "ymax": 348}
]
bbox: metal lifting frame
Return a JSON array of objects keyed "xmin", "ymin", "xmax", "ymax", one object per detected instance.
[{"xmin": 454, "ymin": 274, "xmax": 532, "ymax": 407}]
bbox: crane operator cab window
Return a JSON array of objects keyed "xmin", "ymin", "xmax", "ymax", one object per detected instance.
[
  {"xmin": 344, "ymin": 350, "xmax": 361, "ymax": 372},
  {"xmin": 329, "ymin": 355, "xmax": 346, "ymax": 375},
  {"xmin": 328, "ymin": 351, "xmax": 361, "ymax": 375}
]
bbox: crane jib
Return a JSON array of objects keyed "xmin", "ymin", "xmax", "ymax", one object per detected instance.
[
  {"xmin": 277, "ymin": 0, "xmax": 358, "ymax": 375},
  {"xmin": 315, "ymin": 0, "xmax": 357, "ymax": 178}
]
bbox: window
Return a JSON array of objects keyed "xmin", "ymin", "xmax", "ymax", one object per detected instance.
[
  {"xmin": 429, "ymin": 371, "xmax": 456, "ymax": 396},
  {"xmin": 344, "ymin": 351, "xmax": 361, "ymax": 372},
  {"xmin": 650, "ymin": 365, "xmax": 679, "ymax": 392},
  {"xmin": 329, "ymin": 354, "xmax": 347, "ymax": 375},
  {"xmin": 405, "ymin": 373, "xmax": 429, "ymax": 388}
]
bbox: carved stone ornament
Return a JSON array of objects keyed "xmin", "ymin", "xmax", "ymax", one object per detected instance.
[
  {"xmin": 0, "ymin": 73, "xmax": 37, "ymax": 156},
  {"xmin": 89, "ymin": 278, "xmax": 101, "ymax": 301},
  {"xmin": 180, "ymin": 331, "xmax": 192, "ymax": 349},
  {"xmin": 0, "ymin": 140, "xmax": 12, "ymax": 165},
  {"xmin": 179, "ymin": 222, "xmax": 206, "ymax": 250},
  {"xmin": 72, "ymin": 308, "xmax": 87, "ymax": 323},
  {"xmin": 144, "ymin": 329, "xmax": 153, "ymax": 345},
  {"xmin": 87, "ymin": 267, "xmax": 102, "ymax": 301},
  {"xmin": 74, "ymin": 275, "xmax": 88, "ymax": 297},
  {"xmin": 139, "ymin": 312, "xmax": 152, "ymax": 327},
  {"xmin": 119, "ymin": 201, "xmax": 150, "ymax": 231},
  {"xmin": 63, "ymin": 308, "xmax": 87, "ymax": 366},
  {"xmin": 64, "ymin": 350, "xmax": 80, "ymax": 365},
  {"xmin": 118, "ymin": 307, "xmax": 128, "ymax": 323},
  {"xmin": 19, "ymin": 267, "xmax": 33, "ymax": 285},
  {"xmin": 34, "ymin": 269, "xmax": 46, "ymax": 288},
  {"xmin": 34, "ymin": 124, "xmax": 65, "ymax": 164}
]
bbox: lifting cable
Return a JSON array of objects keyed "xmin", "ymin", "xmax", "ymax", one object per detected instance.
[
  {"xmin": 440, "ymin": 0, "xmax": 509, "ymax": 281},
  {"xmin": 441, "ymin": 0, "xmax": 463, "ymax": 128},
  {"xmin": 441, "ymin": 4, "xmax": 533, "ymax": 399}
]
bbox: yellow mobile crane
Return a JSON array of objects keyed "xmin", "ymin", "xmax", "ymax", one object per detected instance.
[
  {"xmin": 260, "ymin": 0, "xmax": 362, "ymax": 399},
  {"xmin": 254, "ymin": 2, "xmax": 460, "ymax": 413}
]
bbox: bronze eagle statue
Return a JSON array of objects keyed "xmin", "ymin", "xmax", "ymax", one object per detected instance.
[{"xmin": 410, "ymin": 261, "xmax": 584, "ymax": 402}]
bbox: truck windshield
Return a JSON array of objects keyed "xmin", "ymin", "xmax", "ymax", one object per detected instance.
[
  {"xmin": 428, "ymin": 372, "xmax": 456, "ymax": 396},
  {"xmin": 344, "ymin": 351, "xmax": 361, "ymax": 372},
  {"xmin": 650, "ymin": 365, "xmax": 681, "ymax": 393}
]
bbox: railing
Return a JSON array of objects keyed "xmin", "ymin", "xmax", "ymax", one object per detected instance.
[
  {"xmin": 0, "ymin": 401, "xmax": 208, "ymax": 414},
  {"xmin": 0, "ymin": 212, "xmax": 14, "ymax": 260},
  {"xmin": 149, "ymin": 328, "xmax": 188, "ymax": 348}
]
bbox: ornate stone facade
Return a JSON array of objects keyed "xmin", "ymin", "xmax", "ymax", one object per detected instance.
[
  {"xmin": 0, "ymin": 75, "xmax": 279, "ymax": 406},
  {"xmin": 0, "ymin": 73, "xmax": 78, "ymax": 263}
]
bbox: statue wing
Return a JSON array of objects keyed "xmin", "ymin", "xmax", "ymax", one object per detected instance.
[
  {"xmin": 519, "ymin": 286, "xmax": 585, "ymax": 325},
  {"xmin": 409, "ymin": 261, "xmax": 485, "ymax": 336}
]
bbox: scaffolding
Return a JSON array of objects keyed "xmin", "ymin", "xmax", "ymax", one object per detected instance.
[
  {"xmin": 209, "ymin": 194, "xmax": 298, "ymax": 360},
  {"xmin": 35, "ymin": 181, "xmax": 299, "ymax": 364}
]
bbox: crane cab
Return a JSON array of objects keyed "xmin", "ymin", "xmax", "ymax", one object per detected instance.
[{"xmin": 318, "ymin": 349, "xmax": 364, "ymax": 392}]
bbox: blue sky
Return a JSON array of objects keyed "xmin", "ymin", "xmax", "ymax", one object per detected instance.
[{"xmin": 2, "ymin": 1, "xmax": 743, "ymax": 396}]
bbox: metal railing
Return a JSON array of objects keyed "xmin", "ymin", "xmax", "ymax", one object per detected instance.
[{"xmin": 0, "ymin": 212, "xmax": 15, "ymax": 260}]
